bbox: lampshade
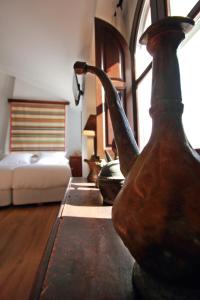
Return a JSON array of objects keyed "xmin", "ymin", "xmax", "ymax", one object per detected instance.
[
  {"xmin": 82, "ymin": 115, "xmax": 96, "ymax": 136},
  {"xmin": 83, "ymin": 114, "xmax": 97, "ymax": 158}
]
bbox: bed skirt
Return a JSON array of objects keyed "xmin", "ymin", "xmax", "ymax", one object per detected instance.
[
  {"xmin": 0, "ymin": 190, "xmax": 12, "ymax": 207},
  {"xmin": 13, "ymin": 186, "xmax": 66, "ymax": 205}
]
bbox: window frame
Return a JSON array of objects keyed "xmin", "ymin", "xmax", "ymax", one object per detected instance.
[
  {"xmin": 130, "ymin": 0, "xmax": 200, "ymax": 148},
  {"xmin": 95, "ymin": 17, "xmax": 134, "ymax": 158}
]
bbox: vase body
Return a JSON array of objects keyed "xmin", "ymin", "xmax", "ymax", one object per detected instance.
[{"xmin": 84, "ymin": 156, "xmax": 102, "ymax": 184}]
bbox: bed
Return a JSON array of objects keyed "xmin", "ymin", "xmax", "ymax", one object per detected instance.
[{"xmin": 0, "ymin": 152, "xmax": 71, "ymax": 206}]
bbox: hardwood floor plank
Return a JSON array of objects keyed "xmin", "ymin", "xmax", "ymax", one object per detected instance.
[{"xmin": 0, "ymin": 204, "xmax": 59, "ymax": 300}]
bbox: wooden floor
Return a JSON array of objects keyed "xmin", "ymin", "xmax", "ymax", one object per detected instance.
[{"xmin": 0, "ymin": 203, "xmax": 59, "ymax": 300}]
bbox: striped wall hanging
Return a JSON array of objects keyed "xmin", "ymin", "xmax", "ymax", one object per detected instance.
[{"xmin": 9, "ymin": 100, "xmax": 68, "ymax": 151}]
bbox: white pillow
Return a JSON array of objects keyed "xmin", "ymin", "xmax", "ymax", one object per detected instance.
[
  {"xmin": 29, "ymin": 152, "xmax": 67, "ymax": 164},
  {"xmin": 39, "ymin": 151, "xmax": 67, "ymax": 158},
  {"xmin": 1, "ymin": 152, "xmax": 32, "ymax": 166},
  {"xmin": 30, "ymin": 153, "xmax": 40, "ymax": 163},
  {"xmin": 36, "ymin": 152, "xmax": 68, "ymax": 165}
]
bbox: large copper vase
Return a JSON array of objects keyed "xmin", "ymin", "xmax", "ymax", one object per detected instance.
[
  {"xmin": 74, "ymin": 16, "xmax": 200, "ymax": 299},
  {"xmin": 112, "ymin": 16, "xmax": 200, "ymax": 285}
]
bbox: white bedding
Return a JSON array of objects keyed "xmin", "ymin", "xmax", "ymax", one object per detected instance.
[
  {"xmin": 0, "ymin": 153, "xmax": 32, "ymax": 189},
  {"xmin": 13, "ymin": 160, "xmax": 71, "ymax": 189},
  {"xmin": 0, "ymin": 152, "xmax": 32, "ymax": 168},
  {"xmin": 0, "ymin": 168, "xmax": 13, "ymax": 189},
  {"xmin": 0, "ymin": 152, "xmax": 71, "ymax": 206}
]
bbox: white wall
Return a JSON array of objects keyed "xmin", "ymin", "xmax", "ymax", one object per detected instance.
[
  {"xmin": 67, "ymin": 106, "xmax": 82, "ymax": 157},
  {"xmin": 0, "ymin": 0, "xmax": 97, "ymax": 102},
  {"xmin": 122, "ymin": 0, "xmax": 138, "ymax": 43},
  {"xmin": 81, "ymin": 24, "xmax": 97, "ymax": 176},
  {"xmin": 0, "ymin": 73, "xmax": 15, "ymax": 155},
  {"xmin": 13, "ymin": 78, "xmax": 60, "ymax": 100},
  {"xmin": 95, "ymin": 0, "xmax": 127, "ymax": 40}
]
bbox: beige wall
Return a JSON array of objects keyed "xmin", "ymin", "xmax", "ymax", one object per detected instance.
[
  {"xmin": 122, "ymin": 0, "xmax": 138, "ymax": 43},
  {"xmin": 0, "ymin": 73, "xmax": 15, "ymax": 155},
  {"xmin": 95, "ymin": 0, "xmax": 138, "ymax": 43},
  {"xmin": 81, "ymin": 24, "xmax": 96, "ymax": 176},
  {"xmin": 95, "ymin": 0, "xmax": 127, "ymax": 39}
]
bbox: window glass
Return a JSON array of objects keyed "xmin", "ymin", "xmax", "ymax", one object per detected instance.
[
  {"xmin": 178, "ymin": 18, "xmax": 200, "ymax": 148},
  {"xmin": 169, "ymin": 0, "xmax": 198, "ymax": 17},
  {"xmin": 135, "ymin": 0, "xmax": 152, "ymax": 79},
  {"xmin": 136, "ymin": 70, "xmax": 152, "ymax": 150},
  {"xmin": 133, "ymin": 0, "xmax": 200, "ymax": 150}
]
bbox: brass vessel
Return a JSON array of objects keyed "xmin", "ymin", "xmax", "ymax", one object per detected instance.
[{"xmin": 98, "ymin": 151, "xmax": 124, "ymax": 205}]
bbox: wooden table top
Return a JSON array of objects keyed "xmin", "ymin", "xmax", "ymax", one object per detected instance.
[{"xmin": 31, "ymin": 178, "xmax": 138, "ymax": 300}]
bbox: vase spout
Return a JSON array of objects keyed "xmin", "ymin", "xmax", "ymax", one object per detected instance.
[{"xmin": 74, "ymin": 62, "xmax": 139, "ymax": 177}]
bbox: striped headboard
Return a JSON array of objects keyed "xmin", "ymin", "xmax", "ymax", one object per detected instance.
[{"xmin": 9, "ymin": 100, "xmax": 67, "ymax": 151}]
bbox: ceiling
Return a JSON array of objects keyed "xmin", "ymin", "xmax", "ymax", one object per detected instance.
[{"xmin": 0, "ymin": 0, "xmax": 98, "ymax": 104}]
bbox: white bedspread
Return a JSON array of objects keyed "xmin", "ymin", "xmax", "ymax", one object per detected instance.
[
  {"xmin": 0, "ymin": 153, "xmax": 32, "ymax": 168},
  {"xmin": 13, "ymin": 159, "xmax": 71, "ymax": 189},
  {"xmin": 0, "ymin": 153, "xmax": 31, "ymax": 189},
  {"xmin": 0, "ymin": 153, "xmax": 71, "ymax": 190},
  {"xmin": 0, "ymin": 168, "xmax": 13, "ymax": 189}
]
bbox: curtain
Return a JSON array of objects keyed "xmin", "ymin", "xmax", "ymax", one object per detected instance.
[{"xmin": 10, "ymin": 101, "xmax": 66, "ymax": 151}]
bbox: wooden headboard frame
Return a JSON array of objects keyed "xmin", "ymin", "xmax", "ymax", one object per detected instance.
[{"xmin": 8, "ymin": 99, "xmax": 70, "ymax": 105}]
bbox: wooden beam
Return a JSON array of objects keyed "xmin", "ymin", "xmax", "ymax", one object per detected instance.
[{"xmin": 8, "ymin": 99, "xmax": 70, "ymax": 105}]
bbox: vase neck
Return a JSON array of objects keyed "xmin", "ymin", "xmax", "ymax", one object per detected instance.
[
  {"xmin": 149, "ymin": 30, "xmax": 184, "ymax": 117},
  {"xmin": 140, "ymin": 17, "xmax": 194, "ymax": 120}
]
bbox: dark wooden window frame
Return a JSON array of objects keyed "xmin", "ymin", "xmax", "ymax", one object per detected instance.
[
  {"xmin": 95, "ymin": 17, "xmax": 134, "ymax": 157},
  {"xmin": 130, "ymin": 0, "xmax": 200, "ymax": 147}
]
